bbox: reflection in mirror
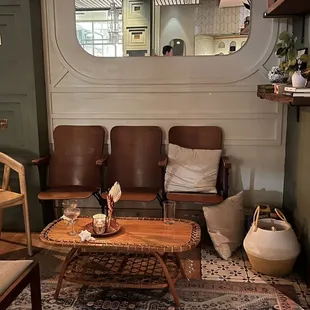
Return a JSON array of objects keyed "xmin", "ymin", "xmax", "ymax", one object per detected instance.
[
  {"xmin": 170, "ymin": 39, "xmax": 186, "ymax": 56},
  {"xmin": 75, "ymin": 0, "xmax": 250, "ymax": 57}
]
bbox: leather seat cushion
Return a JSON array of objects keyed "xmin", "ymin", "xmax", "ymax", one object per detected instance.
[{"xmin": 38, "ymin": 186, "xmax": 95, "ymax": 200}]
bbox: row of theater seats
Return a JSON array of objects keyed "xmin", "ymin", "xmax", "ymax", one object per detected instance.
[{"xmin": 32, "ymin": 125, "xmax": 231, "ymax": 225}]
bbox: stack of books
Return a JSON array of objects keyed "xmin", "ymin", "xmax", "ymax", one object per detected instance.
[
  {"xmin": 282, "ymin": 87, "xmax": 310, "ymax": 97},
  {"xmin": 257, "ymin": 84, "xmax": 275, "ymax": 93}
]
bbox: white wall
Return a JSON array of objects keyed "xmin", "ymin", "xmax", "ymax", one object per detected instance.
[
  {"xmin": 41, "ymin": 0, "xmax": 287, "ymax": 207},
  {"xmin": 160, "ymin": 5, "xmax": 195, "ymax": 56}
]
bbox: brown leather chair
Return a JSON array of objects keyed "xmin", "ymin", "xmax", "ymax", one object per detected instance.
[
  {"xmin": 33, "ymin": 126, "xmax": 106, "ymax": 225},
  {"xmin": 102, "ymin": 126, "xmax": 163, "ymax": 203},
  {"xmin": 159, "ymin": 126, "xmax": 231, "ymax": 204}
]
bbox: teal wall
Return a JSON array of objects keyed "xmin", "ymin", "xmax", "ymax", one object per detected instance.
[
  {"xmin": 0, "ymin": 0, "xmax": 49, "ymax": 232},
  {"xmin": 283, "ymin": 17, "xmax": 310, "ymax": 281}
]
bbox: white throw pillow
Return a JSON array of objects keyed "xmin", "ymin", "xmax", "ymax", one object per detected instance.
[
  {"xmin": 203, "ymin": 191, "xmax": 245, "ymax": 260},
  {"xmin": 164, "ymin": 143, "xmax": 222, "ymax": 193}
]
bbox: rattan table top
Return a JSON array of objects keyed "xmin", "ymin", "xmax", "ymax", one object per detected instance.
[{"xmin": 40, "ymin": 217, "xmax": 201, "ymax": 253}]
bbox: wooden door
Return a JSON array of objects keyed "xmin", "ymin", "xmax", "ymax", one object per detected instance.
[{"xmin": 0, "ymin": 0, "xmax": 49, "ymax": 231}]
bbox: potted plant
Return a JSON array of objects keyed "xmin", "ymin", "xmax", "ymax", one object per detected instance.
[{"xmin": 275, "ymin": 31, "xmax": 308, "ymax": 87}]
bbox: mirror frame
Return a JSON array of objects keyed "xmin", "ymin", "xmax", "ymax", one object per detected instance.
[{"xmin": 47, "ymin": 0, "xmax": 279, "ymax": 85}]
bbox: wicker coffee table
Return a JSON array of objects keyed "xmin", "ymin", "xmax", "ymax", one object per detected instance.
[{"xmin": 40, "ymin": 217, "xmax": 200, "ymax": 307}]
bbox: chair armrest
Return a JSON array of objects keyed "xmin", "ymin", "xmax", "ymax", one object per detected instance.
[
  {"xmin": 222, "ymin": 156, "xmax": 231, "ymax": 169},
  {"xmin": 32, "ymin": 156, "xmax": 50, "ymax": 166},
  {"xmin": 96, "ymin": 155, "xmax": 109, "ymax": 166},
  {"xmin": 158, "ymin": 156, "xmax": 168, "ymax": 167}
]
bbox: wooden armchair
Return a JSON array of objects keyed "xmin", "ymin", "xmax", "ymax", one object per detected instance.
[
  {"xmin": 0, "ymin": 152, "xmax": 32, "ymax": 256},
  {"xmin": 159, "ymin": 126, "xmax": 231, "ymax": 204},
  {"xmin": 32, "ymin": 126, "xmax": 105, "ymax": 225},
  {"xmin": 101, "ymin": 126, "xmax": 163, "ymax": 204}
]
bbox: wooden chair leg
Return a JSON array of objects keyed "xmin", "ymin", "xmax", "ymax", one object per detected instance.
[
  {"xmin": 0, "ymin": 208, "xmax": 3, "ymax": 238},
  {"xmin": 30, "ymin": 263, "xmax": 42, "ymax": 310},
  {"xmin": 22, "ymin": 202, "xmax": 33, "ymax": 257}
]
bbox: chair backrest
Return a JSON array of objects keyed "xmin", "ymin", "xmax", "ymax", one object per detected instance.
[
  {"xmin": 0, "ymin": 152, "xmax": 26, "ymax": 189},
  {"xmin": 49, "ymin": 126, "xmax": 105, "ymax": 188},
  {"xmin": 169, "ymin": 126, "xmax": 222, "ymax": 150},
  {"xmin": 108, "ymin": 126, "xmax": 163, "ymax": 189},
  {"xmin": 0, "ymin": 152, "xmax": 25, "ymax": 192}
]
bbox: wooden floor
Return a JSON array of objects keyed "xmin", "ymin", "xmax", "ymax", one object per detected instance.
[{"xmin": 0, "ymin": 232, "xmax": 202, "ymax": 279}]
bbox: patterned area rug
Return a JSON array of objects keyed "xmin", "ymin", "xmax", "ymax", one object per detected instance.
[
  {"xmin": 201, "ymin": 246, "xmax": 309, "ymax": 309},
  {"xmin": 8, "ymin": 278, "xmax": 303, "ymax": 310}
]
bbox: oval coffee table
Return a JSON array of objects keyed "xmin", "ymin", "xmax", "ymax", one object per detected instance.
[{"xmin": 40, "ymin": 217, "xmax": 201, "ymax": 307}]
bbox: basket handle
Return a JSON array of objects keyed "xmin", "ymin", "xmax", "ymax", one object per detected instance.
[
  {"xmin": 275, "ymin": 208, "xmax": 290, "ymax": 226},
  {"xmin": 253, "ymin": 205, "xmax": 260, "ymax": 232}
]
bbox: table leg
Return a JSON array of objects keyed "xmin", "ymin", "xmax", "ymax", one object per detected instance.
[
  {"xmin": 153, "ymin": 252, "xmax": 180, "ymax": 308},
  {"xmin": 173, "ymin": 253, "xmax": 186, "ymax": 279},
  {"xmin": 54, "ymin": 248, "xmax": 79, "ymax": 299}
]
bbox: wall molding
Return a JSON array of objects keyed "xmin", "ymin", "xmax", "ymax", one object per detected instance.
[
  {"xmin": 51, "ymin": 112, "xmax": 280, "ymax": 120},
  {"xmin": 50, "ymin": 102, "xmax": 284, "ymax": 146},
  {"xmin": 50, "ymin": 84, "xmax": 261, "ymax": 93}
]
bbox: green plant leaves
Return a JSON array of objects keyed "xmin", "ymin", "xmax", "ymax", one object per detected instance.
[
  {"xmin": 276, "ymin": 43, "xmax": 283, "ymax": 49},
  {"xmin": 276, "ymin": 47, "xmax": 285, "ymax": 56},
  {"xmin": 300, "ymin": 54, "xmax": 308, "ymax": 63},
  {"xmin": 275, "ymin": 31, "xmax": 306, "ymax": 74},
  {"xmin": 288, "ymin": 49, "xmax": 297, "ymax": 61},
  {"xmin": 289, "ymin": 59, "xmax": 296, "ymax": 66},
  {"xmin": 279, "ymin": 31, "xmax": 291, "ymax": 42}
]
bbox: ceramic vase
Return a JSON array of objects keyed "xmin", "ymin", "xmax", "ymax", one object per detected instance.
[
  {"xmin": 291, "ymin": 70, "xmax": 307, "ymax": 88},
  {"xmin": 243, "ymin": 207, "xmax": 300, "ymax": 277}
]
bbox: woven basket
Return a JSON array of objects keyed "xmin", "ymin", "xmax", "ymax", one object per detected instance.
[
  {"xmin": 244, "ymin": 206, "xmax": 300, "ymax": 277},
  {"xmin": 247, "ymin": 253, "xmax": 297, "ymax": 277}
]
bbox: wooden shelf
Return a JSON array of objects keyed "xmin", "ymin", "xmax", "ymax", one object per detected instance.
[
  {"xmin": 257, "ymin": 92, "xmax": 292, "ymax": 103},
  {"xmin": 264, "ymin": 0, "xmax": 310, "ymax": 17},
  {"xmin": 257, "ymin": 92, "xmax": 310, "ymax": 106},
  {"xmin": 257, "ymin": 91, "xmax": 310, "ymax": 122}
]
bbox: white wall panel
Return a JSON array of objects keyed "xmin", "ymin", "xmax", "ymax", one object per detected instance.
[{"xmin": 41, "ymin": 0, "xmax": 288, "ymax": 206}]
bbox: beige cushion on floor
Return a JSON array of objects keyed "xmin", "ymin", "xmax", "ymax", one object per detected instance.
[
  {"xmin": 203, "ymin": 192, "xmax": 245, "ymax": 260},
  {"xmin": 165, "ymin": 143, "xmax": 222, "ymax": 193},
  {"xmin": 0, "ymin": 260, "xmax": 33, "ymax": 295}
]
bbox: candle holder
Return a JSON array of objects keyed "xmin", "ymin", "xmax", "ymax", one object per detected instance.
[{"xmin": 92, "ymin": 214, "xmax": 107, "ymax": 235}]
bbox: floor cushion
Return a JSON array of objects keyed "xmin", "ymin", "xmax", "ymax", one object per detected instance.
[{"xmin": 203, "ymin": 192, "xmax": 244, "ymax": 260}]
